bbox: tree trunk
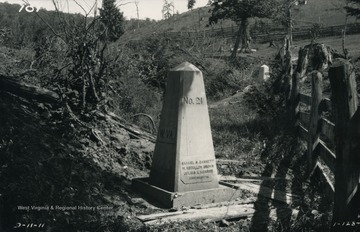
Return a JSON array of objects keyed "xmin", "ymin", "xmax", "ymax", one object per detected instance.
[
  {"xmin": 240, "ymin": 18, "xmax": 251, "ymax": 53},
  {"xmin": 287, "ymin": 3, "xmax": 293, "ymax": 45},
  {"xmin": 295, "ymin": 43, "xmax": 339, "ymax": 78},
  {"xmin": 230, "ymin": 23, "xmax": 242, "ymax": 59}
]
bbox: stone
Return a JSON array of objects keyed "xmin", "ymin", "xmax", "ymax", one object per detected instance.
[
  {"xmin": 259, "ymin": 65, "xmax": 270, "ymax": 82},
  {"xmin": 133, "ymin": 62, "xmax": 240, "ymax": 208},
  {"xmin": 110, "ymin": 128, "xmax": 130, "ymax": 146},
  {"xmin": 149, "ymin": 61, "xmax": 218, "ymax": 192}
]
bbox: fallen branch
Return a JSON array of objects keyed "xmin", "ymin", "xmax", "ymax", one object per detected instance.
[
  {"xmin": 0, "ymin": 75, "xmax": 59, "ymax": 103},
  {"xmin": 97, "ymin": 111, "xmax": 156, "ymax": 143},
  {"xmin": 132, "ymin": 113, "xmax": 157, "ymax": 134}
]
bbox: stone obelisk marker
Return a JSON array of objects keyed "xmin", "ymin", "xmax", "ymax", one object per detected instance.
[
  {"xmin": 133, "ymin": 62, "xmax": 239, "ymax": 208},
  {"xmin": 149, "ymin": 62, "xmax": 219, "ymax": 192}
]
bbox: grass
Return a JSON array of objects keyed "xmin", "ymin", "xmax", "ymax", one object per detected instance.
[{"xmin": 210, "ymin": 103, "xmax": 260, "ymax": 160}]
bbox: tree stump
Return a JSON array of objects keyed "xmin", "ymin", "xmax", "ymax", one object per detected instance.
[{"xmin": 295, "ymin": 43, "xmax": 344, "ymax": 78}]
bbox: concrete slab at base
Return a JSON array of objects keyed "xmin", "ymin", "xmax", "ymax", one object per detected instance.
[{"xmin": 132, "ymin": 177, "xmax": 241, "ymax": 208}]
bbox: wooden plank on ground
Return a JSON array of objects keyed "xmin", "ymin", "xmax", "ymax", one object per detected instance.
[
  {"xmin": 220, "ymin": 176, "xmax": 291, "ymax": 182},
  {"xmin": 189, "ymin": 199, "xmax": 257, "ymax": 210},
  {"xmin": 317, "ymin": 140, "xmax": 336, "ymax": 172},
  {"xmin": 220, "ymin": 176, "xmax": 262, "ymax": 182},
  {"xmin": 320, "ymin": 117, "xmax": 335, "ymax": 143},
  {"xmin": 220, "ymin": 181, "xmax": 299, "ymax": 205},
  {"xmin": 142, "ymin": 204, "xmax": 255, "ymax": 225},
  {"xmin": 217, "ymin": 159, "xmax": 245, "ymax": 165},
  {"xmin": 138, "ymin": 211, "xmax": 186, "ymax": 222}
]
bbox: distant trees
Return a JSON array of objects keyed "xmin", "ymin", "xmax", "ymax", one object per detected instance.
[
  {"xmin": 209, "ymin": 0, "xmax": 276, "ymax": 58},
  {"xmin": 0, "ymin": 2, "xmax": 54, "ymax": 48},
  {"xmin": 99, "ymin": 0, "xmax": 125, "ymax": 42},
  {"xmin": 188, "ymin": 0, "xmax": 196, "ymax": 10},
  {"xmin": 345, "ymin": 0, "xmax": 360, "ymax": 18}
]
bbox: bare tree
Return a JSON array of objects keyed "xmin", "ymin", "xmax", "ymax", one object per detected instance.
[
  {"xmin": 162, "ymin": 0, "xmax": 174, "ymax": 20},
  {"xmin": 134, "ymin": 0, "xmax": 140, "ymax": 28}
]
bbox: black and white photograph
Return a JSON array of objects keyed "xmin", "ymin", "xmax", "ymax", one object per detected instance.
[{"xmin": 0, "ymin": 0, "xmax": 359, "ymax": 231}]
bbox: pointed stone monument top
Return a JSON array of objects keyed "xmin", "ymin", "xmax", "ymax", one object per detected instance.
[{"xmin": 171, "ymin": 62, "xmax": 200, "ymax": 72}]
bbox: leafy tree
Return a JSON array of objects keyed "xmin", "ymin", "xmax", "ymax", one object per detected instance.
[
  {"xmin": 209, "ymin": 0, "xmax": 277, "ymax": 58},
  {"xmin": 310, "ymin": 23, "xmax": 321, "ymax": 42},
  {"xmin": 188, "ymin": 0, "xmax": 196, "ymax": 10},
  {"xmin": 99, "ymin": 0, "xmax": 125, "ymax": 42},
  {"xmin": 345, "ymin": 0, "xmax": 360, "ymax": 18}
]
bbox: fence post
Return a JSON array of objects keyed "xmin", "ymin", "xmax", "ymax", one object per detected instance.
[
  {"xmin": 290, "ymin": 72, "xmax": 300, "ymax": 126},
  {"xmin": 329, "ymin": 59, "xmax": 359, "ymax": 223},
  {"xmin": 284, "ymin": 38, "xmax": 293, "ymax": 101},
  {"xmin": 307, "ymin": 71, "xmax": 323, "ymax": 173}
]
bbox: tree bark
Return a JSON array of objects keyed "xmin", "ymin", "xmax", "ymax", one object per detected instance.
[
  {"xmin": 230, "ymin": 23, "xmax": 242, "ymax": 59},
  {"xmin": 240, "ymin": 18, "xmax": 251, "ymax": 53},
  {"xmin": 287, "ymin": 2, "xmax": 293, "ymax": 45}
]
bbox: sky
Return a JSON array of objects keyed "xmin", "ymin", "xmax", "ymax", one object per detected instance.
[{"xmin": 0, "ymin": 0, "xmax": 209, "ymax": 20}]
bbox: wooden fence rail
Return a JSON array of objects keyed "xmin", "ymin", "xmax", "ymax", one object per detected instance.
[
  {"xmin": 289, "ymin": 58, "xmax": 360, "ymax": 226},
  {"xmin": 163, "ymin": 23, "xmax": 360, "ymax": 44}
]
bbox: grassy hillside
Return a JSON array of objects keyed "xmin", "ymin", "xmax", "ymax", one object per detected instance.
[
  {"xmin": 292, "ymin": 0, "xmax": 356, "ymax": 27},
  {"xmin": 121, "ymin": 0, "xmax": 357, "ymax": 42}
]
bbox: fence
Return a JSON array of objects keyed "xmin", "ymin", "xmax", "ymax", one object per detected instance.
[
  {"xmin": 288, "ymin": 55, "xmax": 360, "ymax": 225},
  {"xmin": 163, "ymin": 23, "xmax": 360, "ymax": 44}
]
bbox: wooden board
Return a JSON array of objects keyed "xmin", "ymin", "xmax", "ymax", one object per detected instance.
[
  {"xmin": 320, "ymin": 118, "xmax": 335, "ymax": 143},
  {"xmin": 315, "ymin": 162, "xmax": 335, "ymax": 199},
  {"xmin": 220, "ymin": 181, "xmax": 300, "ymax": 205},
  {"xmin": 317, "ymin": 140, "xmax": 336, "ymax": 172},
  {"xmin": 139, "ymin": 204, "xmax": 255, "ymax": 225},
  {"xmin": 299, "ymin": 124, "xmax": 309, "ymax": 140},
  {"xmin": 220, "ymin": 175, "xmax": 291, "ymax": 182},
  {"xmin": 299, "ymin": 93, "xmax": 311, "ymax": 106},
  {"xmin": 299, "ymin": 111, "xmax": 310, "ymax": 128}
]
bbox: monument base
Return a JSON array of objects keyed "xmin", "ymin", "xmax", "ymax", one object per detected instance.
[{"xmin": 132, "ymin": 177, "xmax": 241, "ymax": 208}]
